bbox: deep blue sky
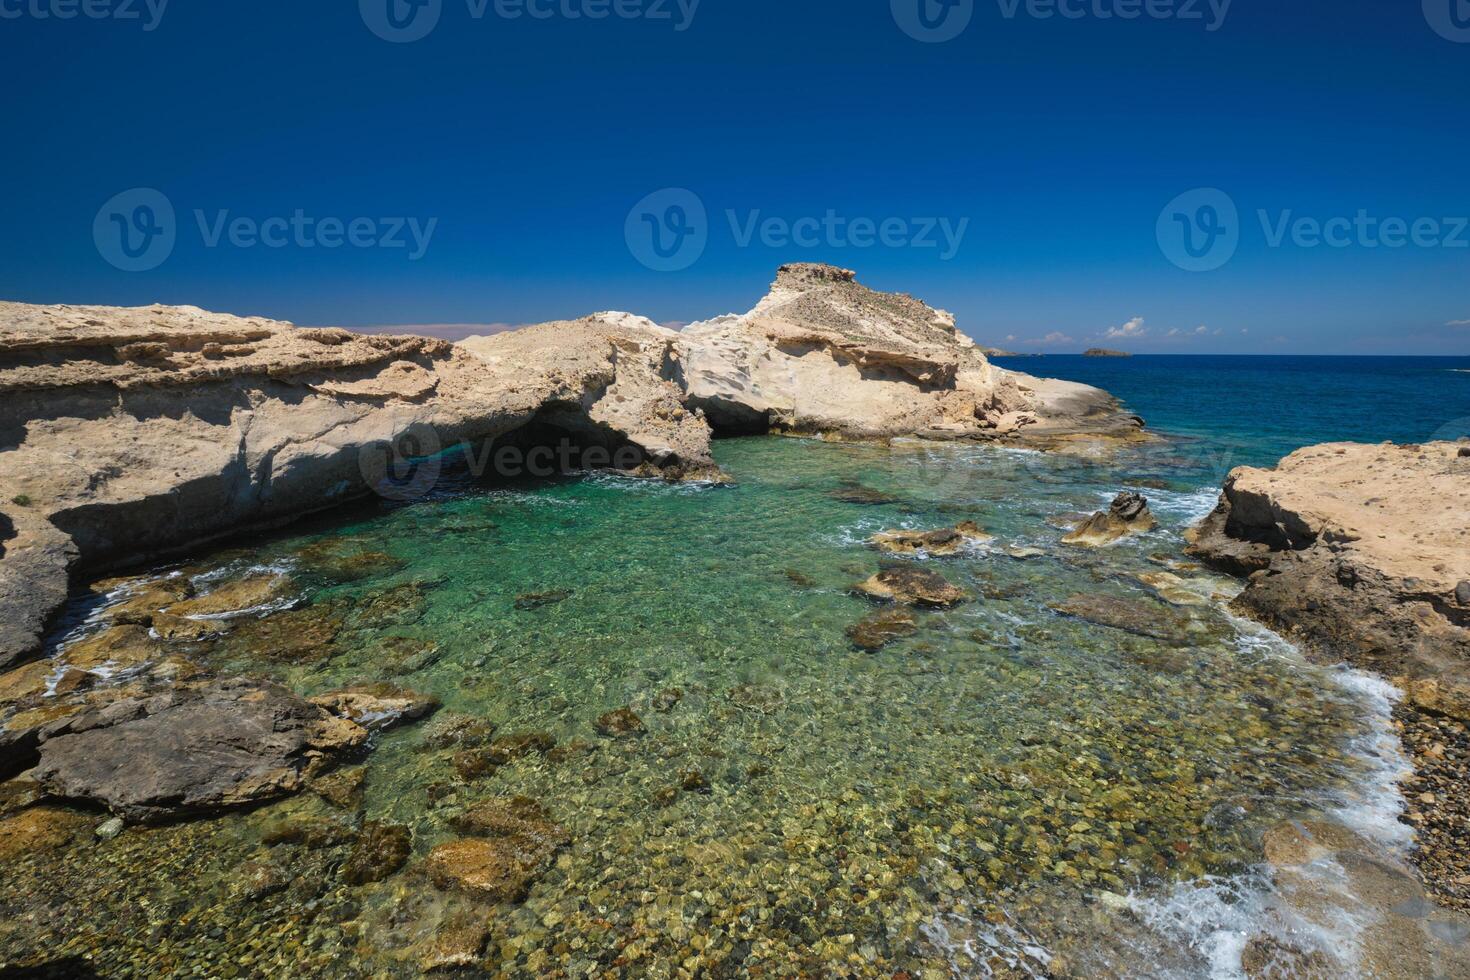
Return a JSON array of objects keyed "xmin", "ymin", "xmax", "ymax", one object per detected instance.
[{"xmin": 1, "ymin": 0, "xmax": 1467, "ymax": 353}]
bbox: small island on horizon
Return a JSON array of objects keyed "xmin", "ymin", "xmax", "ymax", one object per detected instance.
[{"xmin": 1084, "ymin": 348, "xmax": 1133, "ymax": 358}]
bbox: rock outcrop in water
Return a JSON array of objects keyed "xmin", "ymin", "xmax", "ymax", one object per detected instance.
[
  {"xmin": 1188, "ymin": 442, "xmax": 1470, "ymax": 719},
  {"xmin": 0, "ymin": 266, "xmax": 1141, "ymax": 670},
  {"xmin": 679, "ymin": 264, "xmax": 1140, "ymax": 446},
  {"xmin": 1062, "ymin": 491, "xmax": 1156, "ymax": 547}
]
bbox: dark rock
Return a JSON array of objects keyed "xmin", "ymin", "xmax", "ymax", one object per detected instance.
[
  {"xmin": 595, "ymin": 707, "xmax": 647, "ymax": 738},
  {"xmin": 261, "ymin": 817, "xmax": 355, "ymax": 849},
  {"xmin": 229, "ymin": 602, "xmax": 346, "ymax": 664},
  {"xmin": 828, "ymin": 485, "xmax": 900, "ymax": 506},
  {"xmin": 846, "ymin": 608, "xmax": 919, "ymax": 651},
  {"xmin": 449, "ymin": 796, "xmax": 568, "ymax": 849},
  {"xmin": 422, "ymin": 713, "xmax": 498, "ymax": 750},
  {"xmin": 652, "ymin": 687, "xmax": 684, "ymax": 713},
  {"xmin": 452, "ymin": 750, "xmax": 501, "ymax": 781},
  {"xmin": 31, "ymin": 678, "xmax": 368, "ymax": 824},
  {"xmin": 514, "ymin": 590, "xmax": 572, "ymax": 611},
  {"xmin": 312, "ymin": 767, "xmax": 367, "ymax": 811},
  {"xmin": 783, "ymin": 569, "xmax": 816, "ymax": 589},
  {"xmin": 352, "ymin": 581, "xmax": 432, "ymax": 630},
  {"xmin": 236, "ymin": 859, "xmax": 290, "ymax": 901},
  {"xmin": 680, "ymin": 770, "xmax": 711, "ymax": 794},
  {"xmin": 486, "ymin": 732, "xmax": 555, "ymax": 762},
  {"xmin": 342, "ymin": 821, "xmax": 412, "ymax": 885},
  {"xmin": 1457, "ymin": 581, "xmax": 1470, "ymax": 607}
]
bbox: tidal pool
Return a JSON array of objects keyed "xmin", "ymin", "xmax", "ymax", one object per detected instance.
[{"xmin": 0, "ymin": 436, "xmax": 1406, "ymax": 977}]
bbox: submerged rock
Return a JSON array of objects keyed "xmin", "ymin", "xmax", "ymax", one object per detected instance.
[
  {"xmin": 300, "ymin": 547, "xmax": 406, "ymax": 584},
  {"xmin": 1051, "ymin": 593, "xmax": 1198, "ymax": 646},
  {"xmin": 342, "ymin": 821, "xmax": 412, "ymax": 885},
  {"xmin": 595, "ymin": 707, "xmax": 647, "ymax": 738},
  {"xmin": 869, "ymin": 521, "xmax": 990, "ymax": 556},
  {"xmin": 514, "ymin": 590, "xmax": 572, "ymax": 611},
  {"xmin": 1062, "ymin": 492, "xmax": 1156, "ymax": 547},
  {"xmin": 420, "ymin": 911, "xmax": 491, "ymax": 973},
  {"xmin": 228, "ymin": 601, "xmax": 346, "ymax": 663},
  {"xmin": 352, "ymin": 581, "xmax": 432, "ymax": 630},
  {"xmin": 31, "ymin": 678, "xmax": 369, "ymax": 824},
  {"xmin": 845, "ymin": 608, "xmax": 919, "ymax": 651},
  {"xmin": 854, "ymin": 566, "xmax": 969, "ymax": 608},
  {"xmin": 166, "ymin": 574, "xmax": 291, "ymax": 618},
  {"xmin": 59, "ymin": 625, "xmax": 161, "ymax": 671},
  {"xmin": 430, "ymin": 797, "xmax": 568, "ymax": 902},
  {"xmin": 0, "ymin": 806, "xmax": 90, "ymax": 862},
  {"xmin": 828, "ymin": 485, "xmax": 901, "ymax": 506}
]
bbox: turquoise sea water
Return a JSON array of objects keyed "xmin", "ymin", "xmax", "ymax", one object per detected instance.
[
  {"xmin": 3, "ymin": 358, "xmax": 1456, "ymax": 977},
  {"xmin": 994, "ymin": 354, "xmax": 1470, "ymax": 472}
]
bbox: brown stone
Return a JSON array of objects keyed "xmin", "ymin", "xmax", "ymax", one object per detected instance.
[
  {"xmin": 845, "ymin": 608, "xmax": 919, "ymax": 651},
  {"xmin": 869, "ymin": 522, "xmax": 990, "ymax": 556},
  {"xmin": 595, "ymin": 707, "xmax": 647, "ymax": 738},
  {"xmin": 341, "ymin": 821, "xmax": 412, "ymax": 885},
  {"xmin": 854, "ymin": 566, "xmax": 968, "ymax": 608},
  {"xmin": 0, "ymin": 807, "xmax": 89, "ymax": 862}
]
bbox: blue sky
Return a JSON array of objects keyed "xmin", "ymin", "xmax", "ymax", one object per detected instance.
[{"xmin": 1, "ymin": 0, "xmax": 1467, "ymax": 353}]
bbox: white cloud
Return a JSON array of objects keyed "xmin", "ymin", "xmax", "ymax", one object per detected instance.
[
  {"xmin": 1026, "ymin": 331, "xmax": 1075, "ymax": 346},
  {"xmin": 1448, "ymin": 319, "xmax": 1470, "ymax": 327},
  {"xmin": 1194, "ymin": 325, "xmax": 1209, "ymax": 335},
  {"xmin": 1005, "ymin": 334, "xmax": 1017, "ymax": 342},
  {"xmin": 1104, "ymin": 316, "xmax": 1147, "ymax": 339}
]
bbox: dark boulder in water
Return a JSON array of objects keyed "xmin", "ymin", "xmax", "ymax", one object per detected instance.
[{"xmin": 1062, "ymin": 492, "xmax": 1156, "ymax": 547}]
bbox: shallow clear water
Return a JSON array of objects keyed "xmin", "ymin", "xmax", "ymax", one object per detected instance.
[{"xmin": 0, "ymin": 431, "xmax": 1414, "ymax": 977}]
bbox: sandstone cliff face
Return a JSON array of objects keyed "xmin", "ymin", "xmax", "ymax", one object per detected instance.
[
  {"xmin": 0, "ymin": 303, "xmax": 720, "ymax": 668},
  {"xmin": 1188, "ymin": 441, "xmax": 1470, "ymax": 719}
]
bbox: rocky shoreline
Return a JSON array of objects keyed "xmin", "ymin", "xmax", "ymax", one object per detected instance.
[
  {"xmin": 1188, "ymin": 440, "xmax": 1470, "ymax": 916},
  {"xmin": 0, "ymin": 263, "xmax": 1142, "ymax": 673}
]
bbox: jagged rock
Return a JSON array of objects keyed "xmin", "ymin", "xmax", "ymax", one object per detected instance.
[
  {"xmin": 854, "ymin": 567, "xmax": 969, "ymax": 608},
  {"xmin": 1187, "ymin": 442, "xmax": 1470, "ymax": 718},
  {"xmin": 869, "ymin": 521, "xmax": 990, "ymax": 556},
  {"xmin": 228, "ymin": 601, "xmax": 346, "ymax": 663},
  {"xmin": 845, "ymin": 608, "xmax": 919, "ymax": 651},
  {"xmin": 1062, "ymin": 492, "xmax": 1156, "ymax": 547},
  {"xmin": 309, "ymin": 683, "xmax": 440, "ymax": 731},
  {"xmin": 30, "ymin": 678, "xmax": 369, "ymax": 823}
]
